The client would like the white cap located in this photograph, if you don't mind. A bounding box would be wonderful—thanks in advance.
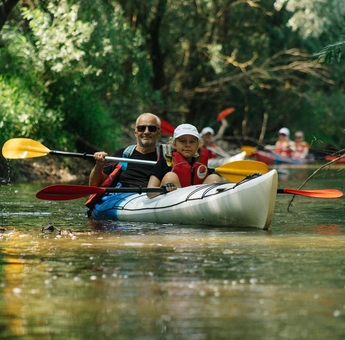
[279,127,290,136]
[200,127,214,136]
[174,124,200,139]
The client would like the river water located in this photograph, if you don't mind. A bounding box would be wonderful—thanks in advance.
[0,165,345,339]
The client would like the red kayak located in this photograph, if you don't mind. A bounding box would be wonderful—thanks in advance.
[325,155,345,162]
[253,151,276,165]
[254,150,314,165]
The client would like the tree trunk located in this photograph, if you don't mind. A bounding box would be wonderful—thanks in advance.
[0,0,19,32]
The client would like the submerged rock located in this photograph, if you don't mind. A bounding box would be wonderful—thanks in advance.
[41,223,55,233]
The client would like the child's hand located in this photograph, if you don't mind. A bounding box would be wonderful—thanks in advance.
[161,183,177,192]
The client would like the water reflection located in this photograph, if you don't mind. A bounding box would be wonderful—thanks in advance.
[0,167,345,339]
[314,224,342,235]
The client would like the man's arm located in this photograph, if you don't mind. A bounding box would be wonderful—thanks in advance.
[89,152,108,186]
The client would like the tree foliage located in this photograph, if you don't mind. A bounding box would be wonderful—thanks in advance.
[1,0,345,163]
[274,0,345,39]
[276,0,345,65]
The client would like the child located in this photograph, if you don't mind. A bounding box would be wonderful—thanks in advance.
[147,124,222,197]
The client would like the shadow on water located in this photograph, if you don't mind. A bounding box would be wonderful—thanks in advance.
[0,166,345,339]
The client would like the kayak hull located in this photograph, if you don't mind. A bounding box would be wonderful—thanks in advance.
[90,170,278,229]
[325,155,345,163]
[254,150,314,165]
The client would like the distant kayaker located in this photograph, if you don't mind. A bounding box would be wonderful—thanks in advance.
[200,126,229,159]
[291,131,309,159]
[147,123,222,198]
[89,113,162,188]
[200,127,218,159]
[265,127,294,157]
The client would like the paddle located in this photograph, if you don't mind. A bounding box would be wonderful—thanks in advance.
[36,184,167,200]
[241,145,278,157]
[214,160,268,182]
[160,119,175,135]
[2,138,156,165]
[36,184,343,201]
[278,188,343,198]
[241,145,272,156]
[216,107,235,121]
[2,138,269,182]
[241,145,257,157]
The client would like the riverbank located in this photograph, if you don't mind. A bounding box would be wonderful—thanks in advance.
[1,157,93,183]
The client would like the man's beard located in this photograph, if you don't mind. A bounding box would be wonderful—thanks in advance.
[138,137,155,149]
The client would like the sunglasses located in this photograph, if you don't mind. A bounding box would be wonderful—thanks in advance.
[136,125,159,133]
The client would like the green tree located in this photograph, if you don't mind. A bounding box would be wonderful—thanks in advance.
[2,0,345,160]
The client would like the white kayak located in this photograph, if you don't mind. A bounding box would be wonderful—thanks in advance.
[90,170,278,229]
[208,151,246,167]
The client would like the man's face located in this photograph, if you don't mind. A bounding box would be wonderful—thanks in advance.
[134,115,161,149]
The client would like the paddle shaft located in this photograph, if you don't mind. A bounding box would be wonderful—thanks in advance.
[49,150,156,165]
[96,187,166,194]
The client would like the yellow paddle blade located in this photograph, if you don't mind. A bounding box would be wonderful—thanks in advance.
[241,145,256,157]
[215,160,269,182]
[2,138,50,159]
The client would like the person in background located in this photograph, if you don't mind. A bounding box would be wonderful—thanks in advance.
[200,127,218,159]
[291,131,309,159]
[266,127,294,157]
[200,126,229,159]
[89,113,161,188]
[146,124,222,198]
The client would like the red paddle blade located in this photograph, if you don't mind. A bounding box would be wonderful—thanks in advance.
[36,185,106,200]
[280,188,343,198]
[217,107,235,121]
[160,119,175,135]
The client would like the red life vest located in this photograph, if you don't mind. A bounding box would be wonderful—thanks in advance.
[292,142,309,159]
[171,149,209,187]
[275,141,292,157]
[294,142,308,153]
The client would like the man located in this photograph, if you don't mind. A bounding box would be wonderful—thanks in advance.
[89,113,161,188]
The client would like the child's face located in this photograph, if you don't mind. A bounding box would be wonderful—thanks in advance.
[173,135,199,160]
